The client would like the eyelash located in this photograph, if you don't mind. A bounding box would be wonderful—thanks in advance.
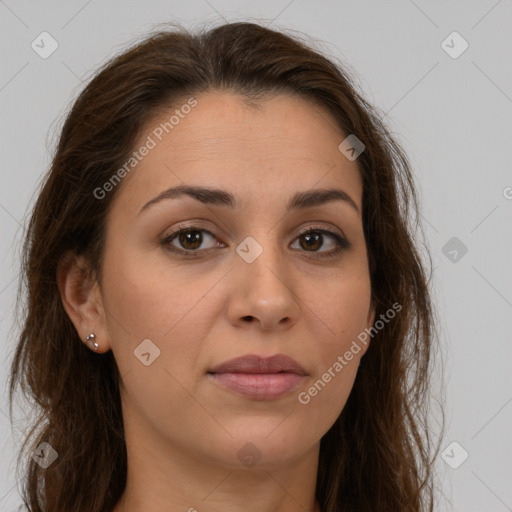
[160,224,350,260]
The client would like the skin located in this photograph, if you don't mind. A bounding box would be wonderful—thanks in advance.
[59,91,375,512]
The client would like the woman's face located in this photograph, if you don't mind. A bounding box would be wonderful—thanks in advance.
[94,91,373,469]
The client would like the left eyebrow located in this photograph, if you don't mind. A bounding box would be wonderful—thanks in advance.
[288,188,359,214]
[138,185,360,215]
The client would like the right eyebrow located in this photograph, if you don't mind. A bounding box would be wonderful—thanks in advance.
[139,185,235,215]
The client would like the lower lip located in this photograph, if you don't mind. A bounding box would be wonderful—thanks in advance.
[209,372,305,400]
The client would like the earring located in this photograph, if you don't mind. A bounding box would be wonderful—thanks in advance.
[85,333,99,351]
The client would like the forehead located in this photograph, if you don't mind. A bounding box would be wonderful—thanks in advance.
[111,91,363,214]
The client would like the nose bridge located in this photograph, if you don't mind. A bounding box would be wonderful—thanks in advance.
[228,230,300,330]
[245,239,280,286]
[236,225,287,281]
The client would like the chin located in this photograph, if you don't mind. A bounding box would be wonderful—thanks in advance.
[203,424,319,470]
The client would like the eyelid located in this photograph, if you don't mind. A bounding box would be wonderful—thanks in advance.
[296,223,346,239]
[162,221,216,240]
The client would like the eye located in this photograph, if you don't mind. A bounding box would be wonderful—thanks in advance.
[161,224,350,259]
[161,226,224,256]
[291,227,350,259]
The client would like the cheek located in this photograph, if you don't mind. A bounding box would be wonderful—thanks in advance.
[102,244,201,335]
[100,247,226,377]
[101,250,222,438]
[309,270,372,350]
[297,361,359,426]
[292,269,371,421]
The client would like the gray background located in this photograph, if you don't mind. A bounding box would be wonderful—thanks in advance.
[1,1,511,511]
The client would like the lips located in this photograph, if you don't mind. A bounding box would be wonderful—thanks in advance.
[208,354,307,375]
[208,354,307,400]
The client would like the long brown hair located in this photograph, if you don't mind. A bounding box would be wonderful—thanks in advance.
[9,21,443,511]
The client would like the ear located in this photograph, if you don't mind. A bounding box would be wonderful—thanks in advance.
[57,251,111,353]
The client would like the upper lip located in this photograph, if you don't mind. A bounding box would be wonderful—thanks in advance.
[208,354,307,375]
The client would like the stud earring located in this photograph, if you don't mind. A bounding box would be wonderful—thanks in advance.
[85,333,99,351]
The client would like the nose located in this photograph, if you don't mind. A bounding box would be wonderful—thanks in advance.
[226,237,301,332]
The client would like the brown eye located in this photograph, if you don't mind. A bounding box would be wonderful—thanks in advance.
[162,227,222,254]
[291,228,350,259]
[298,232,323,251]
[177,230,203,250]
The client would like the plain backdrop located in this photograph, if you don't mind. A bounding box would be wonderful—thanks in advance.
[1,1,511,511]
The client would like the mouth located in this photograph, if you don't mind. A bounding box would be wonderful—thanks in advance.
[207,354,307,400]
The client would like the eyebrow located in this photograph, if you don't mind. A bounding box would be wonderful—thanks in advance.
[138,185,359,215]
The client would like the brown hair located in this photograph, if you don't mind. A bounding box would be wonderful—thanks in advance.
[9,21,442,512]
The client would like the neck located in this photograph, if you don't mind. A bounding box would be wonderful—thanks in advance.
[113,431,321,512]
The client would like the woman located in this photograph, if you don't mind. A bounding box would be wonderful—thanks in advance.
[9,21,442,512]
